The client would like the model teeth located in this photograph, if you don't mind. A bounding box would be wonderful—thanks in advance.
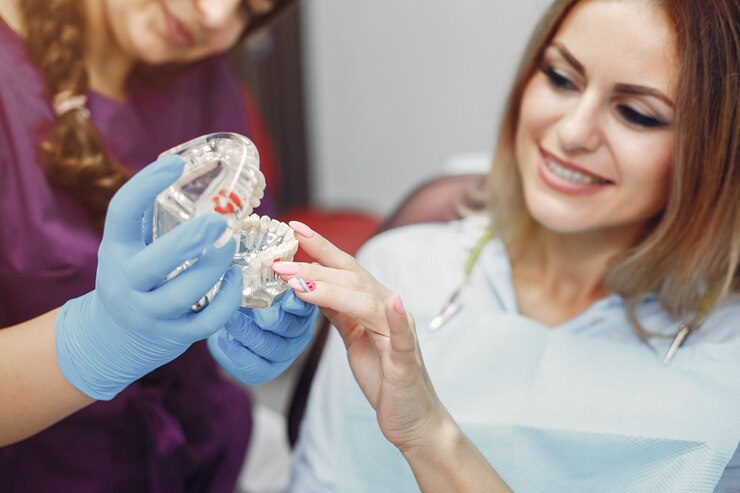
[238,214,298,266]
[546,158,608,185]
[234,214,299,308]
[245,173,266,213]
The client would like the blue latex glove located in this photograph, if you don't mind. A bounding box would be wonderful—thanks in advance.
[207,290,318,385]
[56,155,243,400]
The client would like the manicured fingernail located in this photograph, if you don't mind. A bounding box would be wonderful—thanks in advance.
[289,221,315,238]
[392,294,405,315]
[273,261,301,275]
[213,226,234,249]
[288,277,316,293]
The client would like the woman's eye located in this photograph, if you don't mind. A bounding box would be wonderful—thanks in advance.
[541,64,577,91]
[617,105,667,129]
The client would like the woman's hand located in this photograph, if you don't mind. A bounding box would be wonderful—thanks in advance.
[276,222,512,492]
[271,222,448,454]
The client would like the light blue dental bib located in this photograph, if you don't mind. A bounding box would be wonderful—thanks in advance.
[335,310,740,492]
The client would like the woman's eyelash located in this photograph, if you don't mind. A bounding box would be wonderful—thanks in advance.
[541,64,577,91]
[540,62,669,130]
[616,105,667,128]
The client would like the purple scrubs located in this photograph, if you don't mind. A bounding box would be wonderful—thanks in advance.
[0,16,270,492]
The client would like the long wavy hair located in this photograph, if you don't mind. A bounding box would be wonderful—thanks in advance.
[18,0,298,226]
[19,0,130,227]
[486,0,739,336]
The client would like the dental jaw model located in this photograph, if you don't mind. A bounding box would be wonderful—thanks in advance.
[153,132,264,243]
[152,132,298,308]
[235,214,298,308]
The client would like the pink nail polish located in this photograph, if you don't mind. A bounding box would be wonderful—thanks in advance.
[392,294,405,315]
[272,261,301,275]
[289,220,315,238]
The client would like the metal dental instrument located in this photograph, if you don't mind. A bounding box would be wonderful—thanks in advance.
[662,286,719,365]
[429,228,493,330]
[429,227,719,367]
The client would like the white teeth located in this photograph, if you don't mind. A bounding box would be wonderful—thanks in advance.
[545,158,608,185]
[231,214,299,307]
[260,214,271,231]
[239,214,299,267]
[276,222,290,237]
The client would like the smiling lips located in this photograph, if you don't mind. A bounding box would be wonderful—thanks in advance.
[163,7,194,47]
[538,148,614,194]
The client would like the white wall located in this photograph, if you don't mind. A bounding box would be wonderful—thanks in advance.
[301,1,550,215]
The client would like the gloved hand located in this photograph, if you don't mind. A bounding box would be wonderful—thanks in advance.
[56,155,243,401]
[207,290,318,385]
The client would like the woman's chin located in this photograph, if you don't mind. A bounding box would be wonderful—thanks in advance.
[526,204,597,235]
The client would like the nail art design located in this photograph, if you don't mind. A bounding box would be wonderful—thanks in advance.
[289,277,316,293]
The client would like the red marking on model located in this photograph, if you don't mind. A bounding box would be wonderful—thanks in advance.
[212,189,242,215]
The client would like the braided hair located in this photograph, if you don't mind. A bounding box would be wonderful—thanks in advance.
[19,0,130,226]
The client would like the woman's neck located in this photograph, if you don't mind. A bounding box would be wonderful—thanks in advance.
[0,0,23,33]
[509,224,641,327]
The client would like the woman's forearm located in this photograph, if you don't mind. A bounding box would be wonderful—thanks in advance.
[402,413,513,493]
[0,309,94,446]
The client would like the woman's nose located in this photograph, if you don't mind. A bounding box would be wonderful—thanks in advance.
[556,91,603,153]
[196,0,243,28]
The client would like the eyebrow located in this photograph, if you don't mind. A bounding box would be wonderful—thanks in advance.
[551,42,675,108]
[614,84,675,108]
[553,42,585,76]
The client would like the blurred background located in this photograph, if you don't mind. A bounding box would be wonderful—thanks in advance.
[234,0,551,217]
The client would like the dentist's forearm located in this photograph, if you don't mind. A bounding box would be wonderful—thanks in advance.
[0,309,94,446]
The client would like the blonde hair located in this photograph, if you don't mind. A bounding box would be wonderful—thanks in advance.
[486,0,739,336]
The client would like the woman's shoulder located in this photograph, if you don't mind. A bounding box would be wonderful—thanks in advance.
[695,295,740,343]
[358,214,491,260]
[355,215,492,286]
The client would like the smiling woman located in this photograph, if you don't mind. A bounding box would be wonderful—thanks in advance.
[286,0,740,491]
[489,0,738,335]
[101,0,249,68]
[514,1,675,239]
[0,0,298,491]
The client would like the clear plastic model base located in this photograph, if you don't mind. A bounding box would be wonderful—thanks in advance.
[153,132,266,244]
[235,214,299,308]
[198,214,299,309]
[152,133,299,309]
